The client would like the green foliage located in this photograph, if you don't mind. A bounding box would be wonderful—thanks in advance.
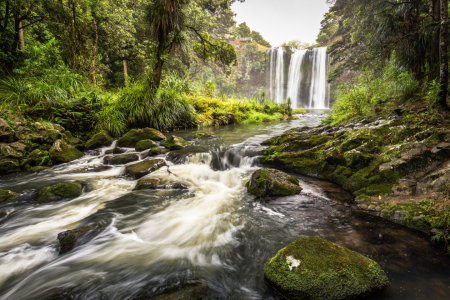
[204,80,216,97]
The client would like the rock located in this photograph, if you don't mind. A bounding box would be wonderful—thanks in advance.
[52,124,65,132]
[143,147,170,158]
[117,128,165,147]
[25,149,45,166]
[134,178,188,190]
[57,223,101,255]
[0,118,17,142]
[163,135,189,150]
[34,122,45,131]
[49,140,84,164]
[30,134,44,144]
[28,166,51,173]
[37,181,83,202]
[0,158,20,174]
[43,129,62,144]
[0,143,23,159]
[148,284,216,300]
[193,131,212,138]
[264,237,389,300]
[416,160,450,195]
[103,153,139,165]
[135,139,157,152]
[247,169,302,198]
[125,159,166,179]
[85,130,113,150]
[0,189,19,202]
[9,142,26,152]
[105,147,126,155]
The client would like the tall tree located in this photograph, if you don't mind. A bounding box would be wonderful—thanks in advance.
[439,0,449,109]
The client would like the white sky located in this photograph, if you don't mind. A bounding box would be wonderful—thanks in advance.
[232,0,330,47]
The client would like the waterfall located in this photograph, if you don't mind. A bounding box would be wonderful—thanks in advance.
[268,46,330,109]
[268,47,286,104]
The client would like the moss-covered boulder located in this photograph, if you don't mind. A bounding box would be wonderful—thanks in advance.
[105,147,126,155]
[0,189,19,202]
[103,153,139,165]
[37,181,83,202]
[143,147,170,158]
[0,143,23,159]
[49,139,84,164]
[135,139,157,152]
[0,117,17,142]
[118,128,165,147]
[248,169,302,198]
[0,158,20,174]
[163,135,189,150]
[57,223,101,255]
[134,178,188,190]
[193,131,212,139]
[125,159,166,179]
[264,237,389,300]
[85,130,113,150]
[149,284,216,300]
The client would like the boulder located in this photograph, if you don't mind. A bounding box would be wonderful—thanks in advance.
[24,149,45,166]
[103,154,139,165]
[0,143,23,159]
[264,237,389,300]
[37,181,83,202]
[134,178,188,190]
[9,142,26,152]
[42,129,62,144]
[105,147,126,155]
[248,169,302,198]
[193,131,212,139]
[29,134,44,144]
[85,130,113,150]
[49,139,84,164]
[163,135,189,150]
[117,128,165,147]
[0,118,17,142]
[135,139,157,152]
[0,189,19,202]
[143,147,170,158]
[57,223,101,255]
[0,158,20,174]
[125,159,166,179]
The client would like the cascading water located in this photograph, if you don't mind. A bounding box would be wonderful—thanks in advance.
[269,46,330,109]
[268,47,286,104]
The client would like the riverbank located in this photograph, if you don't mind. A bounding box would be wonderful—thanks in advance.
[260,116,450,250]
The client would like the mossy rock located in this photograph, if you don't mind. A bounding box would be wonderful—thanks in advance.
[49,139,84,164]
[264,237,389,300]
[85,130,113,150]
[105,147,126,155]
[0,143,23,159]
[0,189,19,202]
[163,135,190,151]
[148,284,216,300]
[103,154,139,165]
[117,128,165,147]
[0,117,17,142]
[248,169,302,198]
[125,159,166,179]
[57,223,101,255]
[0,158,20,174]
[193,131,213,139]
[143,147,170,158]
[134,178,188,190]
[37,181,83,202]
[135,139,157,152]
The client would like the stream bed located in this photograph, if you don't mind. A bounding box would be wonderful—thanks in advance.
[0,112,449,300]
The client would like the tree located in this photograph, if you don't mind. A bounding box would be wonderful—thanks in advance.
[251,30,271,47]
[235,22,251,38]
[439,0,449,109]
[281,40,315,50]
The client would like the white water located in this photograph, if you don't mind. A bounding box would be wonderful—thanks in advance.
[269,46,330,109]
[269,47,286,104]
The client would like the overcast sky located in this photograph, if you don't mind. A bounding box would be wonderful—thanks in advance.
[232,0,330,47]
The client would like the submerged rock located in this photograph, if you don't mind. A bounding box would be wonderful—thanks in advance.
[0,189,19,202]
[148,284,216,300]
[105,147,126,155]
[135,139,157,152]
[37,181,83,202]
[134,178,188,190]
[117,128,165,147]
[49,139,84,164]
[193,131,213,139]
[103,153,139,165]
[248,169,302,198]
[57,223,102,255]
[125,159,166,179]
[143,147,170,158]
[85,130,113,150]
[163,135,189,150]
[264,237,389,300]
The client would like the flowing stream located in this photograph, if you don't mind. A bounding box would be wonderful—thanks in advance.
[1,113,450,300]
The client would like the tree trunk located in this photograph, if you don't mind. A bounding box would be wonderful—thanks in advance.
[18,19,24,50]
[89,19,98,85]
[148,41,165,92]
[123,60,129,87]
[439,0,449,109]
[432,0,441,79]
[71,0,77,71]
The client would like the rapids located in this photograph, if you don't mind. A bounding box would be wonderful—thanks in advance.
[1,112,449,300]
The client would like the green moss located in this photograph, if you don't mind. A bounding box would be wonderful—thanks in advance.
[0,158,20,174]
[264,237,389,300]
[118,128,165,147]
[162,136,189,151]
[248,169,302,198]
[0,189,18,202]
[193,131,212,138]
[135,139,157,152]
[49,140,84,164]
[85,130,113,150]
[37,181,82,202]
[125,159,166,179]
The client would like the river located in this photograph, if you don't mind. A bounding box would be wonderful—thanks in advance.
[0,112,449,300]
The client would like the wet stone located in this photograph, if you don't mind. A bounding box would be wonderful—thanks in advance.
[134,178,188,191]
[37,181,83,202]
[103,154,139,165]
[57,223,102,255]
[248,169,302,198]
[85,130,113,150]
[125,159,166,179]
